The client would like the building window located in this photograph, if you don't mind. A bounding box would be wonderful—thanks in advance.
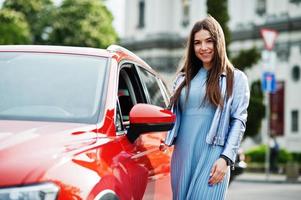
[182,0,190,27]
[292,65,300,82]
[256,0,266,16]
[138,0,145,28]
[290,0,301,5]
[292,110,299,132]
[276,44,290,62]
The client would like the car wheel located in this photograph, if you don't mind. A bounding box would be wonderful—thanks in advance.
[95,189,119,200]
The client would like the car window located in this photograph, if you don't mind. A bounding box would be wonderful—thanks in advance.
[117,64,146,130]
[157,78,170,105]
[118,70,136,122]
[115,101,124,132]
[0,52,108,124]
[137,67,167,108]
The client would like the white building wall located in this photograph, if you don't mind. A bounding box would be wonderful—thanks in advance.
[144,0,173,34]
[124,0,179,39]
[285,45,301,151]
[229,0,259,30]
[124,0,208,39]
[124,0,137,38]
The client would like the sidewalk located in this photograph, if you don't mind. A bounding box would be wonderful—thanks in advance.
[235,172,301,184]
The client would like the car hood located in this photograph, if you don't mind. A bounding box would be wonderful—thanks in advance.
[0,120,101,187]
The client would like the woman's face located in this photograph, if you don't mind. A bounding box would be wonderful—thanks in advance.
[193,29,214,70]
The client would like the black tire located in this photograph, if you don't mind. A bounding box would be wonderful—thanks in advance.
[96,190,119,200]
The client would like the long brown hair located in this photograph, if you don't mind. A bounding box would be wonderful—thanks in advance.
[171,15,234,108]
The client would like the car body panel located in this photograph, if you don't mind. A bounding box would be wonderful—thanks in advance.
[0,120,98,186]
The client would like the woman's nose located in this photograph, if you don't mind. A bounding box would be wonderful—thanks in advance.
[200,43,207,50]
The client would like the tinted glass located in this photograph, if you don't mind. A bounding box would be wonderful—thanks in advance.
[138,67,166,108]
[0,52,107,123]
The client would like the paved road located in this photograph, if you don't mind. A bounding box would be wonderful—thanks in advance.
[227,181,301,200]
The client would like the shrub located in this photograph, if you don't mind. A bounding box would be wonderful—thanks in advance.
[245,145,293,164]
[245,145,265,163]
[278,149,292,163]
[291,152,301,164]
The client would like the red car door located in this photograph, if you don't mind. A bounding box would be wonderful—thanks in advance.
[115,64,173,199]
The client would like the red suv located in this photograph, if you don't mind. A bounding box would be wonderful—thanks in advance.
[0,45,175,200]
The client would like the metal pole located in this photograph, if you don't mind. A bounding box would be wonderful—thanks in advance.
[265,92,270,181]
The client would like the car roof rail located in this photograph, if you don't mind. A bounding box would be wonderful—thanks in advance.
[107,44,151,69]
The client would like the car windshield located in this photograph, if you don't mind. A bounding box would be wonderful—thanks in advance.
[0,52,108,124]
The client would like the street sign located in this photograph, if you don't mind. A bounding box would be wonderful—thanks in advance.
[260,28,278,51]
[261,50,277,71]
[260,28,279,181]
[262,72,277,93]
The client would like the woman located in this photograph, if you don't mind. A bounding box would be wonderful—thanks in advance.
[165,15,250,199]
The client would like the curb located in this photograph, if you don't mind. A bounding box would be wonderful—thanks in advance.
[235,179,301,184]
[234,173,301,184]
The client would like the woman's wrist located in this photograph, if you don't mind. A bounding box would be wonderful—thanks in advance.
[219,155,232,166]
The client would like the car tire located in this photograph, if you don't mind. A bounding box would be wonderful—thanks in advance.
[95,189,119,200]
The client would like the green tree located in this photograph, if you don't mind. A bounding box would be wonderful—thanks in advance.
[245,80,265,138]
[206,0,264,139]
[206,0,231,52]
[231,47,261,71]
[3,0,54,44]
[0,9,31,44]
[48,0,118,48]
[231,46,264,140]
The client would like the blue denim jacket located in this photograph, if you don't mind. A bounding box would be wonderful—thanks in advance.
[165,69,250,163]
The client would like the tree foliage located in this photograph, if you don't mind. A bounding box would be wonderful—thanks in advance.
[3,0,54,44]
[206,0,231,52]
[231,47,261,71]
[0,9,31,44]
[1,0,118,47]
[48,0,118,48]
[244,80,265,139]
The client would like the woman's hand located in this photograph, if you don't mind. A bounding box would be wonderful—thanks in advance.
[208,158,228,186]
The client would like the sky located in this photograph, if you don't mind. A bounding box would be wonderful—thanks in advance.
[0,0,125,37]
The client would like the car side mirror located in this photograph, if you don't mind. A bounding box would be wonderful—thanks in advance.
[126,103,175,143]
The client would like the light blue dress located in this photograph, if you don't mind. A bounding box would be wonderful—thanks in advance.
[171,67,230,200]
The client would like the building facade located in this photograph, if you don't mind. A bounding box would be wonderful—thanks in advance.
[121,0,301,152]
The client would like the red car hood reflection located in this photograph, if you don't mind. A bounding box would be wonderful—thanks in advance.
[0,120,101,186]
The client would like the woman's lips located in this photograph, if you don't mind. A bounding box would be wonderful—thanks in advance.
[200,53,212,57]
